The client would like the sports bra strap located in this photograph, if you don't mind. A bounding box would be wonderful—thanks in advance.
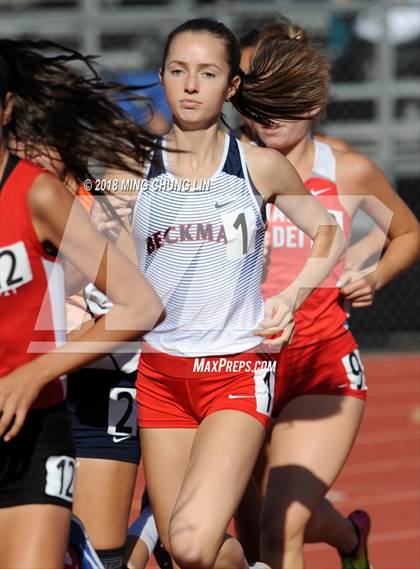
[0,153,20,192]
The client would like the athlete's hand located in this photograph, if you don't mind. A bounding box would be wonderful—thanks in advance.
[255,293,295,347]
[90,194,135,242]
[0,366,45,442]
[338,266,378,308]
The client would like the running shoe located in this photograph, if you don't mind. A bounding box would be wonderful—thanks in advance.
[153,540,173,569]
[67,514,104,569]
[339,510,373,569]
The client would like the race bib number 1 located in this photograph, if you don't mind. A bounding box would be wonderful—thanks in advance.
[222,207,256,260]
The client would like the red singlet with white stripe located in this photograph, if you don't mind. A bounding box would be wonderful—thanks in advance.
[262,140,351,347]
[0,155,66,408]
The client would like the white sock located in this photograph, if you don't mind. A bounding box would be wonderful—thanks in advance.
[127,506,159,556]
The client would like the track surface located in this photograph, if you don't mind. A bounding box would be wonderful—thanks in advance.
[130,352,420,568]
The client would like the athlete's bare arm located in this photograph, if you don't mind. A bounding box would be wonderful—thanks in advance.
[0,173,162,441]
[65,258,90,295]
[31,173,161,344]
[245,145,335,233]
[336,151,419,302]
[345,225,389,272]
[244,144,345,344]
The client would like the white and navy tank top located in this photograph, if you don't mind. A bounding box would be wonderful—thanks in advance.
[132,133,266,357]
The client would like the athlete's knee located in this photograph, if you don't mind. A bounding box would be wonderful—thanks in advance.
[170,540,214,569]
[261,501,305,552]
[169,523,216,569]
[216,537,246,569]
[304,499,332,543]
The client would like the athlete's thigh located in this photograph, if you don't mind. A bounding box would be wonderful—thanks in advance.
[267,395,365,513]
[0,504,71,569]
[171,410,266,544]
[72,457,138,548]
[140,427,196,549]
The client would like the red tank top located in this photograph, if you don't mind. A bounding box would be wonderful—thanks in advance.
[262,141,351,348]
[0,156,66,408]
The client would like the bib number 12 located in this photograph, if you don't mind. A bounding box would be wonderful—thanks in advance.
[45,455,76,502]
[0,241,33,295]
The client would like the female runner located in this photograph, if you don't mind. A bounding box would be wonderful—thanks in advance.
[0,39,163,569]
[65,191,145,569]
[6,151,159,569]
[128,18,346,569]
[238,19,419,569]
[14,130,154,569]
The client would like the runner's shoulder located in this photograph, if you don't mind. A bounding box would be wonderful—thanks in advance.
[335,148,378,187]
[243,142,291,176]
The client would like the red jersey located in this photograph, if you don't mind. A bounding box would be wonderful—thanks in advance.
[0,155,66,408]
[262,141,351,347]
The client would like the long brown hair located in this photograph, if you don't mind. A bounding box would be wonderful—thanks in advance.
[161,18,330,125]
[0,39,159,185]
[233,18,330,125]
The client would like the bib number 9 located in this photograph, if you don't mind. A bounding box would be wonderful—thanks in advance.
[342,349,367,391]
[254,368,275,416]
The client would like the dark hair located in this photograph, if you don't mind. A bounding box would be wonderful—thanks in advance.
[235,17,330,124]
[161,18,329,125]
[0,39,159,185]
[239,29,261,49]
[238,16,307,51]
[162,18,241,81]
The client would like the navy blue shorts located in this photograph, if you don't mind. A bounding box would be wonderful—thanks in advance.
[66,369,140,464]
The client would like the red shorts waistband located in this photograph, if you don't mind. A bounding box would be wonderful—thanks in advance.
[139,342,273,379]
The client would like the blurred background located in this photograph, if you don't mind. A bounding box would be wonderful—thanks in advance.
[1,0,419,351]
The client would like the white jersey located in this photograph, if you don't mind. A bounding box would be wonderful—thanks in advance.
[132,133,266,357]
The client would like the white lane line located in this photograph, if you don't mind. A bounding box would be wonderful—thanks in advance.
[325,489,347,502]
[357,429,419,444]
[364,404,415,418]
[334,488,419,506]
[363,352,420,360]
[306,528,420,552]
[410,406,420,424]
[343,457,420,475]
[368,382,420,397]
